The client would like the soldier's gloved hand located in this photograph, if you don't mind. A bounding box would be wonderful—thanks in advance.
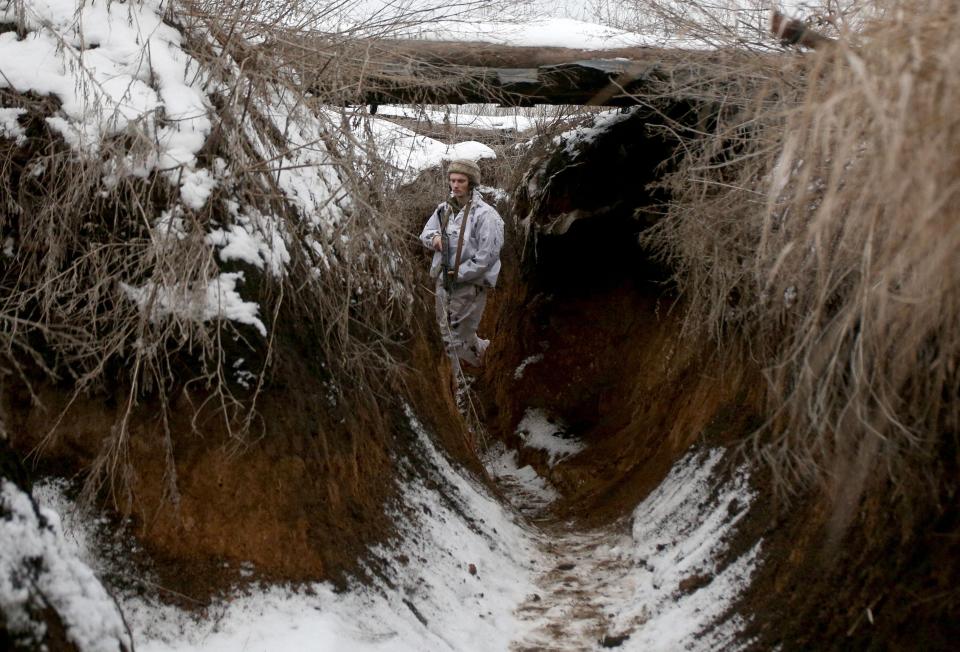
[432,235,442,251]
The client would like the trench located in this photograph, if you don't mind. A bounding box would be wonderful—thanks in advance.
[478,226,670,649]
[453,109,767,649]
[1,104,770,651]
[464,217,763,649]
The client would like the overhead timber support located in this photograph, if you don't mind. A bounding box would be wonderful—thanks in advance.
[243,12,824,107]
[265,39,723,106]
[348,56,666,107]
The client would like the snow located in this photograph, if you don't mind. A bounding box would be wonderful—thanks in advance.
[0,1,307,335]
[478,185,510,206]
[354,112,496,182]
[0,480,130,652]
[29,431,763,652]
[559,108,636,156]
[515,407,585,466]
[328,1,689,49]
[180,167,218,211]
[153,208,189,243]
[206,207,290,277]
[303,0,819,50]
[30,407,540,652]
[513,353,544,379]
[0,107,27,145]
[120,271,267,337]
[254,93,349,231]
[408,16,657,49]
[611,449,760,651]
[483,442,560,517]
[373,105,539,132]
[113,405,539,651]
[508,447,761,651]
[0,0,211,171]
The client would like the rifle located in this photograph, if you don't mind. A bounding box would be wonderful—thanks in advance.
[439,204,453,293]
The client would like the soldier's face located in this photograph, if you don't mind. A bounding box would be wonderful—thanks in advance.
[449,173,470,198]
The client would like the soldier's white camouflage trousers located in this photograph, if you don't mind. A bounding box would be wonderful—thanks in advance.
[435,280,489,373]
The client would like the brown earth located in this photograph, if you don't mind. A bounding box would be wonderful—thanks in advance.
[1,320,471,603]
[479,267,766,527]
[475,224,959,650]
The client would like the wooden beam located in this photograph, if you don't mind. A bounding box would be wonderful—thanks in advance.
[354,58,663,107]
[263,36,785,107]
[264,36,701,106]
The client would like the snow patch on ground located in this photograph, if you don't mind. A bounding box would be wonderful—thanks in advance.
[510,447,761,651]
[515,408,584,466]
[483,442,560,518]
[380,16,671,49]
[30,479,105,573]
[26,427,761,652]
[614,448,760,651]
[357,113,496,182]
[374,105,540,132]
[465,17,647,48]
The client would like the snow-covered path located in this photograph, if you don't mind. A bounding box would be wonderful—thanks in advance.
[483,443,632,649]
[484,422,761,652]
[512,525,634,651]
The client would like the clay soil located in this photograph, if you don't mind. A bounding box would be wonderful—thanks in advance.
[1,320,472,604]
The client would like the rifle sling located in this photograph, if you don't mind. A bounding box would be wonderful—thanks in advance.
[451,198,472,284]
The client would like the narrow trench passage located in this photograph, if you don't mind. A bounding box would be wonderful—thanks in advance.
[483,438,637,651]
[471,391,760,652]
[457,164,764,648]
[463,216,677,649]
[445,105,760,650]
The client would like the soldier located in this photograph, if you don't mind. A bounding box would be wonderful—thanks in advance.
[420,159,504,381]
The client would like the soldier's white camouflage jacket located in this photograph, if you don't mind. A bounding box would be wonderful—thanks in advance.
[420,189,505,288]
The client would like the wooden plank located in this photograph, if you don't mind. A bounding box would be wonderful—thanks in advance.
[265,37,689,106]
[344,58,661,106]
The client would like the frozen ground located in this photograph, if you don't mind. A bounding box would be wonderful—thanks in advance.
[487,419,760,652]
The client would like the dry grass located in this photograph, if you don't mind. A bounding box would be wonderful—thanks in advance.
[0,0,525,504]
[640,0,960,503]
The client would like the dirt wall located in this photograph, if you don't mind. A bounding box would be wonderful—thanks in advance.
[0,324,473,601]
